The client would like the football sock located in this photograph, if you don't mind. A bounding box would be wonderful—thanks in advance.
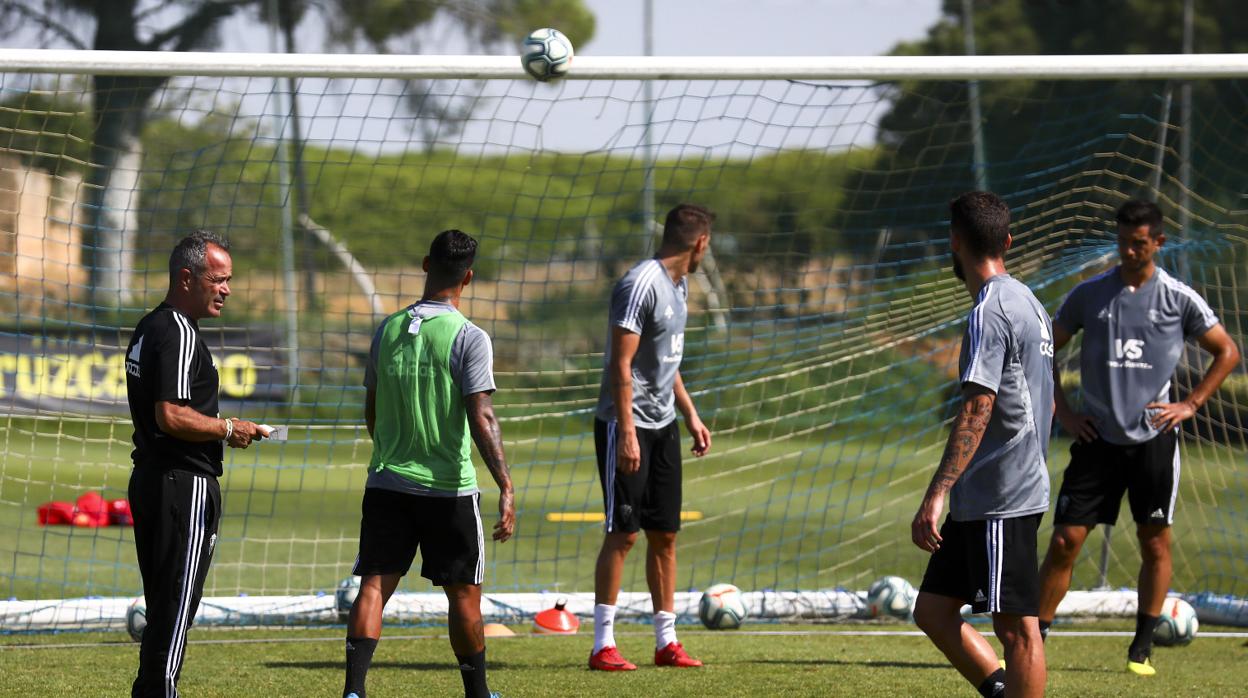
[1039,619,1051,641]
[344,636,378,698]
[654,610,677,650]
[593,604,617,653]
[977,668,1006,698]
[1128,612,1158,662]
[455,649,489,698]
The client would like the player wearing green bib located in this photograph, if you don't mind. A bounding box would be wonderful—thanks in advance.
[342,230,514,698]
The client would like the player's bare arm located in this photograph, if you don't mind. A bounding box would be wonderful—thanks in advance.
[466,390,515,542]
[155,400,265,448]
[1147,323,1240,431]
[674,371,710,457]
[609,326,643,475]
[911,384,996,552]
[1051,324,1098,442]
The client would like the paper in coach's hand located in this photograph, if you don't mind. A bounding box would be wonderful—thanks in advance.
[258,425,289,441]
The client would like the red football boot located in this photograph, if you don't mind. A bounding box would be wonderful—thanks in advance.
[654,642,702,668]
[588,646,637,671]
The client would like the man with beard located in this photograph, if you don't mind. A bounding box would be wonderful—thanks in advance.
[1036,200,1239,676]
[911,191,1053,698]
[588,204,715,672]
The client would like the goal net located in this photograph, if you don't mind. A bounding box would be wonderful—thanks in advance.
[0,52,1244,630]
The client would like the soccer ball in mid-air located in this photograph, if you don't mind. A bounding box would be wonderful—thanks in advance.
[126,598,147,643]
[335,576,361,622]
[1153,597,1198,647]
[699,583,748,629]
[521,28,574,82]
[866,576,917,620]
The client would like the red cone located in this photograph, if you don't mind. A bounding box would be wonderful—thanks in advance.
[533,598,580,635]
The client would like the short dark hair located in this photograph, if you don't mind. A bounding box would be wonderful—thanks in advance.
[950,191,1011,258]
[427,229,477,282]
[661,203,715,249]
[169,229,230,283]
[1115,199,1163,238]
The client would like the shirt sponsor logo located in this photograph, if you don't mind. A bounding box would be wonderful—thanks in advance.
[1108,338,1153,369]
[1037,309,1054,357]
[385,362,440,377]
[662,333,685,364]
[125,335,143,377]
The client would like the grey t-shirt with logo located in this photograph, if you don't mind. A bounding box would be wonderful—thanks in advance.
[596,258,688,429]
[951,274,1054,522]
[1054,266,1219,445]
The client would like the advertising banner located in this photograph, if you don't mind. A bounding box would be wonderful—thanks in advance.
[0,328,286,415]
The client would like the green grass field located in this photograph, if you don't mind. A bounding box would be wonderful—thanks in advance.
[2,621,1247,696]
[1,418,1246,603]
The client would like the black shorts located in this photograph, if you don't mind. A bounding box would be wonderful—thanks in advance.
[920,514,1042,616]
[352,488,484,586]
[1053,431,1179,527]
[595,418,682,533]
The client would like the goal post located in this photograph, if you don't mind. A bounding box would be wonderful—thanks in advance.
[0,50,1245,631]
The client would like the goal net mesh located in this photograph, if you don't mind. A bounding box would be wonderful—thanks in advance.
[0,67,1244,628]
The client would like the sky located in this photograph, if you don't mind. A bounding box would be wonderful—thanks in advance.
[212,0,943,58]
[3,1,947,153]
[218,0,945,154]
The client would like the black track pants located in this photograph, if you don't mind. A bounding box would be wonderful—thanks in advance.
[129,468,221,698]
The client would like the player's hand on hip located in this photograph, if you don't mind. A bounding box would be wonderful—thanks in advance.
[1146,401,1195,432]
[910,496,944,553]
[227,419,265,449]
[617,428,642,475]
[1056,407,1099,443]
[493,489,515,542]
[686,416,711,457]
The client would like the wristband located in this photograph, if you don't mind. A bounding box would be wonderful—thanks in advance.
[223,417,234,442]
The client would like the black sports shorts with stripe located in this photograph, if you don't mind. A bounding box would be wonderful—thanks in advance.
[129,467,221,698]
[919,513,1042,616]
[594,418,682,534]
[352,488,485,586]
[1054,430,1179,527]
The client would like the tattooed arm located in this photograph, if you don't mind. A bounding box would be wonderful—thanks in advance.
[466,391,515,542]
[910,384,996,552]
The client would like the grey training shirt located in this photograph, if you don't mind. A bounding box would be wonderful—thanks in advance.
[1054,266,1219,445]
[595,258,689,429]
[951,274,1054,522]
[363,300,496,497]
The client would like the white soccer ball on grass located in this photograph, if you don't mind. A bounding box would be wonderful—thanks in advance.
[1153,597,1198,647]
[126,598,147,643]
[866,575,917,620]
[335,575,361,622]
[521,28,574,82]
[699,583,748,629]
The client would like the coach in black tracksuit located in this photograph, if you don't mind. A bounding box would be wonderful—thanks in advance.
[125,230,266,698]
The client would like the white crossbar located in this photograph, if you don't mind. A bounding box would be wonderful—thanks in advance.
[1,50,1247,80]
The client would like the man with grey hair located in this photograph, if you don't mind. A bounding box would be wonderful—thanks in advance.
[124,230,267,697]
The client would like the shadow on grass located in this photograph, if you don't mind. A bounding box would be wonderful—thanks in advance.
[745,658,948,669]
[263,661,518,671]
[748,658,1114,674]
